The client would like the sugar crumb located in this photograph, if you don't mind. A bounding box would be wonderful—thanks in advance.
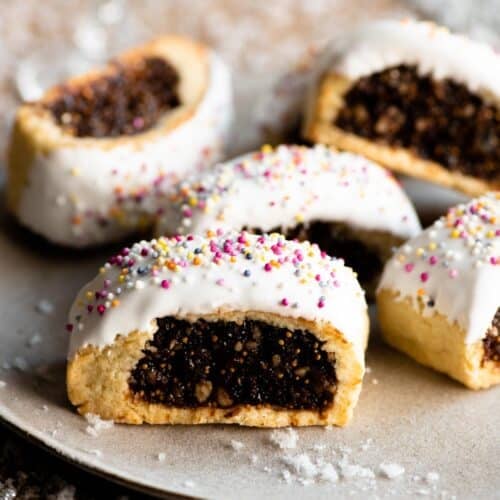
[426,471,440,483]
[183,480,195,488]
[84,413,114,437]
[27,333,43,347]
[157,452,166,462]
[379,463,405,479]
[230,439,245,451]
[372,378,379,385]
[269,428,298,449]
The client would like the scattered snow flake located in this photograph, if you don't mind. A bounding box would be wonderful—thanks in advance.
[36,299,54,315]
[270,428,298,449]
[379,463,405,479]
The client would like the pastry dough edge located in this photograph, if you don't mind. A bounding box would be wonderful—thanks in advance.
[377,288,500,389]
[67,309,368,427]
[303,73,500,197]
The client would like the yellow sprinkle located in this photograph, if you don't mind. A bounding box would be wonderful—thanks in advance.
[99,267,106,274]
[86,291,93,300]
[119,275,125,283]
[71,167,81,177]
[188,197,198,207]
[295,214,304,223]
[230,256,237,263]
[193,256,202,266]
[261,144,273,153]
[417,288,426,297]
[451,229,460,238]
[112,299,120,307]
[428,242,437,250]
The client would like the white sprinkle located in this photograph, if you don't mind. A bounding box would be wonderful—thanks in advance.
[426,471,440,483]
[250,454,259,464]
[36,299,54,315]
[42,404,49,412]
[365,366,372,374]
[135,280,145,289]
[282,469,292,483]
[183,480,195,488]
[379,463,405,479]
[0,380,6,388]
[372,378,379,385]
[269,428,298,449]
[230,439,245,451]
[84,413,114,436]
[157,452,167,462]
[360,438,373,451]
[27,333,43,347]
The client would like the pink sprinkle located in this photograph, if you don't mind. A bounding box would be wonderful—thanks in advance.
[429,256,438,266]
[315,274,321,281]
[103,279,111,288]
[420,272,429,282]
[65,324,73,333]
[140,248,149,257]
[182,208,193,218]
[216,278,225,286]
[495,230,500,236]
[161,280,170,289]
[280,298,289,306]
[87,305,94,313]
[97,304,106,315]
[317,299,325,308]
[490,256,498,265]
[404,263,414,273]
[264,263,272,272]
[449,269,459,279]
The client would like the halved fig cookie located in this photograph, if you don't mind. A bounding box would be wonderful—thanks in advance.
[377,193,500,389]
[156,144,421,296]
[7,35,232,247]
[304,20,500,196]
[66,231,368,426]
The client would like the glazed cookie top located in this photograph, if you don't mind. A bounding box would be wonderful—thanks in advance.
[156,144,421,238]
[327,19,500,97]
[67,231,367,358]
[379,193,500,344]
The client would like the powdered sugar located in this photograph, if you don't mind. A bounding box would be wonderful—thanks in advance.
[379,463,406,479]
[269,428,298,450]
[84,413,114,437]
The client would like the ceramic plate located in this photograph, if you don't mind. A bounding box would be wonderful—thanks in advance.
[0,178,497,499]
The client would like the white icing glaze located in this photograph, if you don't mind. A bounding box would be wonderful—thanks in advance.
[67,231,368,359]
[327,19,500,97]
[156,145,421,241]
[16,52,233,247]
[378,193,500,344]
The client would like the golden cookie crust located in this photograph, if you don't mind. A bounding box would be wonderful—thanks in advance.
[7,35,209,213]
[377,289,500,389]
[67,310,368,427]
[303,72,500,197]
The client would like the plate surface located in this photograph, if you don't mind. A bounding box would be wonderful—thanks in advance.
[0,181,498,499]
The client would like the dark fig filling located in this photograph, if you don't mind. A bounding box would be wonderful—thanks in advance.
[47,57,180,138]
[483,308,500,364]
[129,317,336,411]
[334,64,500,181]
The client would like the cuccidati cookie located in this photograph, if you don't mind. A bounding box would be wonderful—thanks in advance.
[304,19,500,196]
[156,144,421,296]
[66,231,368,427]
[377,193,500,389]
[7,35,232,247]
